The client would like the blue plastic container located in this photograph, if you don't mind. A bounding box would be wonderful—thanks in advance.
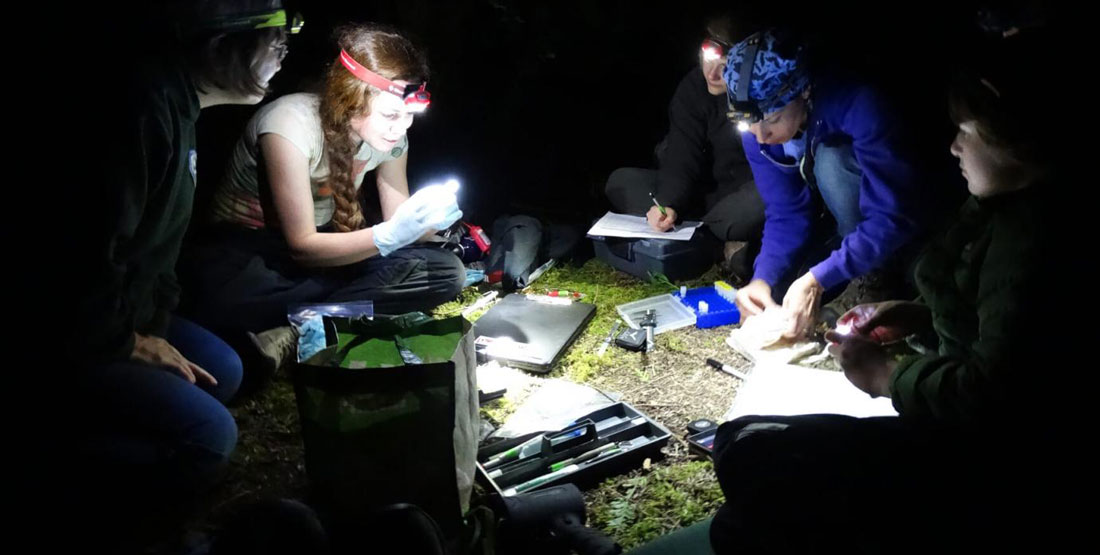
[674,286,740,328]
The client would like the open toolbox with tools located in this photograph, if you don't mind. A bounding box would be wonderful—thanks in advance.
[476,402,671,497]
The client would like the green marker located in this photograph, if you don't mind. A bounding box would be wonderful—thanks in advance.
[503,464,581,496]
[549,444,620,472]
[649,193,676,231]
[482,435,543,470]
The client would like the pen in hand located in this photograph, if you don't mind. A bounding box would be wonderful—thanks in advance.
[649,193,676,232]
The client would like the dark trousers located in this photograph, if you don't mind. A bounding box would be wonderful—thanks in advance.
[604,168,765,244]
[708,414,1068,555]
[179,226,465,391]
[181,225,466,335]
[33,316,242,551]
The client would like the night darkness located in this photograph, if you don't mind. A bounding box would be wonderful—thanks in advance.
[184,0,988,230]
[20,3,1086,552]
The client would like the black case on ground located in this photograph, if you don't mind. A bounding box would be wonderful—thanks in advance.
[590,233,717,282]
[476,402,671,497]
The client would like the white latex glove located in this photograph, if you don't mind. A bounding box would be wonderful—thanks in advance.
[373,181,463,256]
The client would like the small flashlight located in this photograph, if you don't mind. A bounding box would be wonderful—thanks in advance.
[835,321,853,336]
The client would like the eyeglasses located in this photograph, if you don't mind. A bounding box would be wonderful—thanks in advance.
[271,41,288,62]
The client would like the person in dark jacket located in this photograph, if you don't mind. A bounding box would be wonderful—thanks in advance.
[726,29,949,339]
[41,2,297,550]
[604,14,763,282]
[825,33,1056,424]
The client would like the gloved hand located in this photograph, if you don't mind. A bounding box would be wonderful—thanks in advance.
[373,181,463,256]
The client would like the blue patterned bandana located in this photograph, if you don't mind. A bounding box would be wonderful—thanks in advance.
[723,29,809,116]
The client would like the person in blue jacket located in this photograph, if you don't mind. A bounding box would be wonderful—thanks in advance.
[726,29,942,339]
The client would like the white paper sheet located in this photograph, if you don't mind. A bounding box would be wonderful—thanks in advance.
[587,212,701,241]
[723,362,898,421]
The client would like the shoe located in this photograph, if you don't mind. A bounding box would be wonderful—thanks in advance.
[720,240,752,288]
[819,270,905,327]
[248,325,299,375]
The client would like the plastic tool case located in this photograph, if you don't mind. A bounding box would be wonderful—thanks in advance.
[591,235,717,282]
[477,402,671,497]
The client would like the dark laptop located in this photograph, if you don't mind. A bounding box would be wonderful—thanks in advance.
[473,293,596,373]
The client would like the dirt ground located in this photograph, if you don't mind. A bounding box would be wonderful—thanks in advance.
[185,259,838,551]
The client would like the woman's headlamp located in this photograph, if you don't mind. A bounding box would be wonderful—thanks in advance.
[701,38,732,62]
[339,49,431,112]
[727,92,763,134]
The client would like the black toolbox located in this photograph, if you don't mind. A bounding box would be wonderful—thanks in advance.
[476,402,671,497]
[591,234,718,282]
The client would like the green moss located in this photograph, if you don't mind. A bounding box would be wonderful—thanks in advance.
[434,287,480,314]
[479,396,517,425]
[663,334,687,353]
[588,460,725,550]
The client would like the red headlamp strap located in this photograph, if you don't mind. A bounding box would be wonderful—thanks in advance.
[339,49,407,97]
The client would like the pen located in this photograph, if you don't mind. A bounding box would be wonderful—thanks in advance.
[549,443,620,472]
[461,290,498,317]
[502,464,581,496]
[649,193,676,231]
[525,258,556,285]
[482,434,544,469]
[706,357,749,380]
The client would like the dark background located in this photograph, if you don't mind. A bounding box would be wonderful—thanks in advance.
[187,0,996,230]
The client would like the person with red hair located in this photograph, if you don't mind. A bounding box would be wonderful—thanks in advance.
[185,24,465,378]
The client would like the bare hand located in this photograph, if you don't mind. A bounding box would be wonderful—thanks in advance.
[825,330,895,397]
[836,301,932,344]
[735,279,778,321]
[781,272,824,339]
[131,333,218,386]
[646,205,678,232]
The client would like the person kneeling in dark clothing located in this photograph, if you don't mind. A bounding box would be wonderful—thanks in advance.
[604,12,764,284]
[37,2,295,551]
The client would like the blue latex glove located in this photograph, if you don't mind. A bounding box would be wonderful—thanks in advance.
[373,181,463,256]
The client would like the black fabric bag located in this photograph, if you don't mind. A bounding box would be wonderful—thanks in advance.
[291,314,479,553]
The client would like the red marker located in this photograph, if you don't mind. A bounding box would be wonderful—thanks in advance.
[546,289,584,299]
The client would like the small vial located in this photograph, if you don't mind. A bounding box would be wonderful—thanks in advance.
[680,286,687,297]
[714,280,736,302]
[699,301,709,314]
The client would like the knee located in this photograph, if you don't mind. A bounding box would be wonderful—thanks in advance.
[207,345,244,404]
[605,167,633,197]
[605,167,649,200]
[812,142,858,191]
[188,404,239,467]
